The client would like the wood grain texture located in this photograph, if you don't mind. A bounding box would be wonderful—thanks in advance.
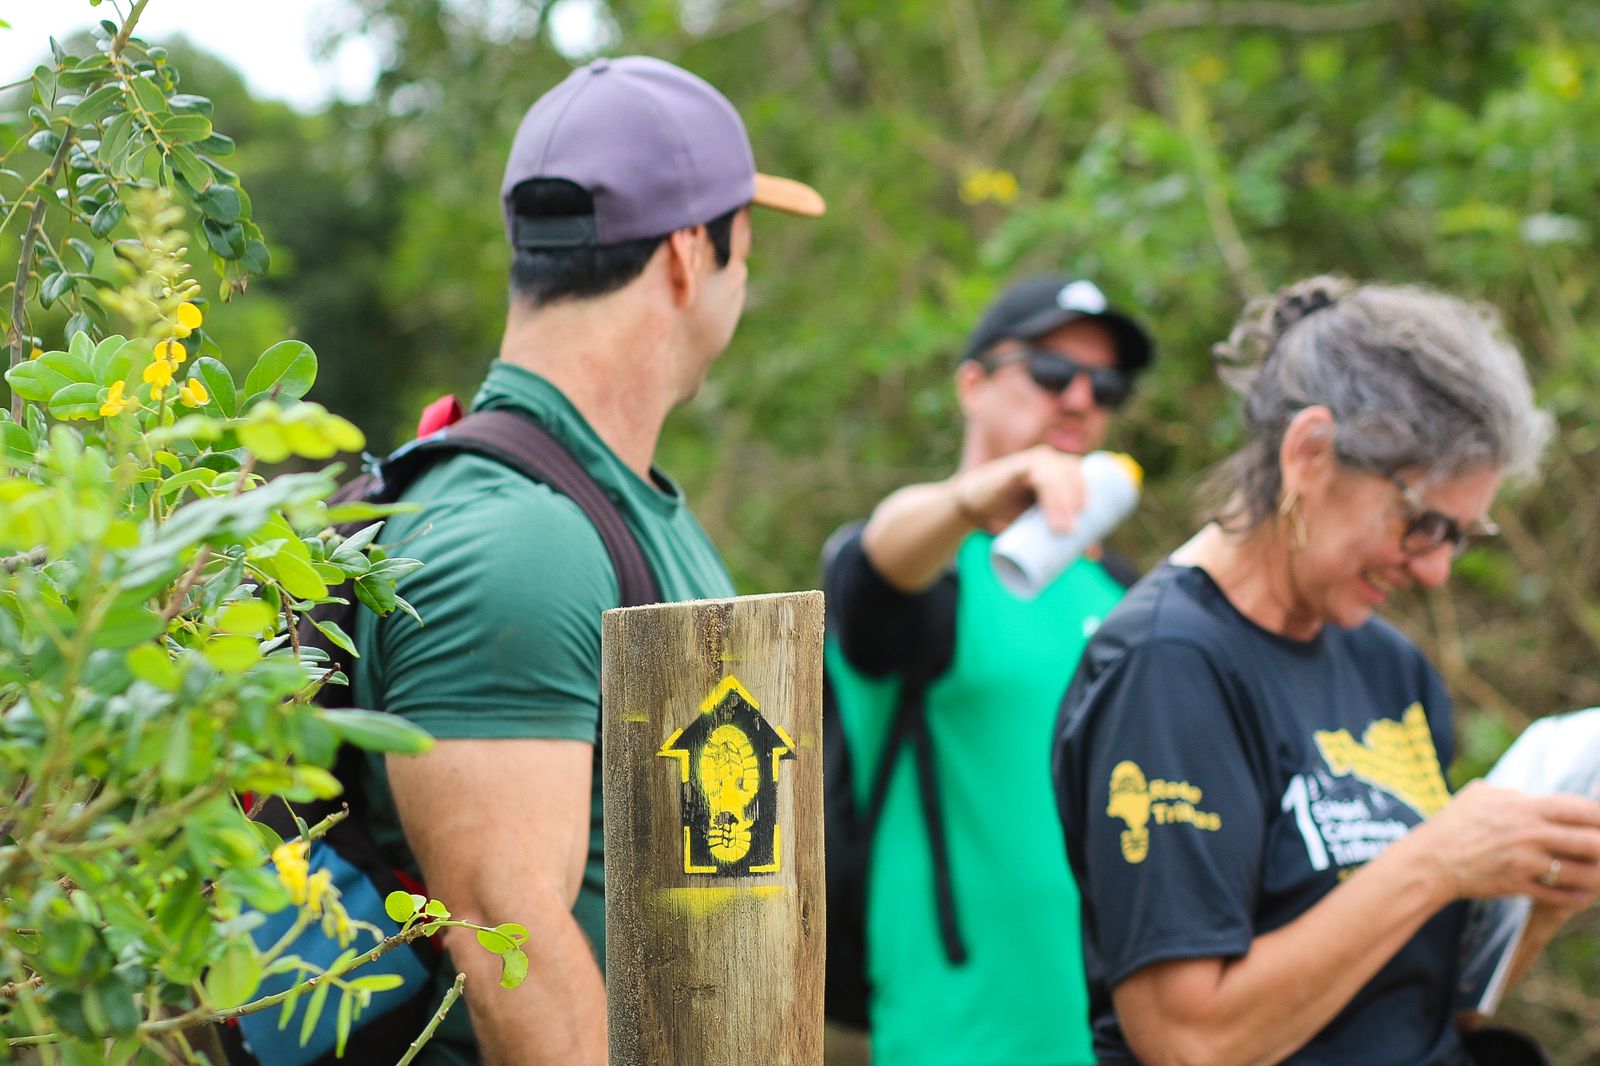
[602,591,825,1066]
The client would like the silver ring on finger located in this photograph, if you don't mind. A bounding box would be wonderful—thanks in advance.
[1536,857,1562,888]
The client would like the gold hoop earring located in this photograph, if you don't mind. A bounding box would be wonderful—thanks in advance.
[1279,489,1308,553]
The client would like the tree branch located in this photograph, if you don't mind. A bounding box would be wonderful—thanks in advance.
[1123,0,1430,36]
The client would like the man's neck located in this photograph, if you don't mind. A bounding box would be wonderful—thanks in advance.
[499,297,679,480]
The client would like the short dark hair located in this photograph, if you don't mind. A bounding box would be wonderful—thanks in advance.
[509,179,737,306]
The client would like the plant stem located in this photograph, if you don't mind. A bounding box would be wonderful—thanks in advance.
[110,0,154,56]
[159,545,213,624]
[395,972,465,1066]
[8,125,74,421]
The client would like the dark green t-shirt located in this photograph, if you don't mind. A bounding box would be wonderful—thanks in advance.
[827,531,1126,1066]
[351,363,734,1064]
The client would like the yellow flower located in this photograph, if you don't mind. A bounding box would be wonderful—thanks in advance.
[154,339,187,365]
[323,903,357,947]
[174,302,203,337]
[178,378,210,408]
[143,359,175,389]
[305,868,334,917]
[29,347,44,360]
[99,379,132,417]
[959,168,1019,206]
[272,840,310,905]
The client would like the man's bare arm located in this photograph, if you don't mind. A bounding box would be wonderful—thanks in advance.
[388,737,605,1066]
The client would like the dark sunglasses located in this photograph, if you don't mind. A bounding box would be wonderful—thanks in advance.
[983,346,1132,409]
[1386,472,1498,557]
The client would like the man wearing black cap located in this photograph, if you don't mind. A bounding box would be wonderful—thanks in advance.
[824,276,1153,1065]
[351,57,822,1064]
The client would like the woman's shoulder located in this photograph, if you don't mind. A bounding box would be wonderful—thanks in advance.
[1093,562,1247,658]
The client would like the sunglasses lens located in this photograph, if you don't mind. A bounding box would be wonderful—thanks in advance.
[1089,370,1130,408]
[1021,351,1128,408]
[1402,512,1459,555]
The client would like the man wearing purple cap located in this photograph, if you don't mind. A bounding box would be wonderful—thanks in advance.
[824,276,1153,1064]
[350,56,822,1065]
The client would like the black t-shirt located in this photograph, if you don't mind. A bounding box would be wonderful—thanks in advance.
[1052,564,1472,1065]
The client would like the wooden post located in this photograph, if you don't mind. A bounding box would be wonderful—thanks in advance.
[602,591,825,1066]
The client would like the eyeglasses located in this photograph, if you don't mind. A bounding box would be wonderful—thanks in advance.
[983,345,1132,409]
[1385,472,1499,557]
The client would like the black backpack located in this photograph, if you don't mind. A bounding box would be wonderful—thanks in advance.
[821,535,963,1030]
[222,405,659,1066]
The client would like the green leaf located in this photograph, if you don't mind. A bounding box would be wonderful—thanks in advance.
[495,922,529,944]
[170,143,213,189]
[243,341,317,402]
[193,356,237,417]
[197,183,241,223]
[262,550,329,599]
[320,708,434,756]
[97,599,164,648]
[353,574,398,616]
[202,217,245,258]
[91,334,136,385]
[204,942,262,1009]
[198,131,237,157]
[299,970,334,1047]
[237,420,289,463]
[383,890,417,923]
[70,83,123,126]
[40,271,74,308]
[89,198,125,238]
[129,73,166,117]
[66,237,97,270]
[313,617,358,657]
[423,898,450,919]
[335,988,354,1058]
[203,634,260,674]
[239,238,271,276]
[161,714,194,784]
[63,313,93,346]
[6,361,58,402]
[475,928,513,954]
[27,129,62,155]
[125,644,181,691]
[348,973,406,993]
[100,110,135,167]
[499,948,529,989]
[1,422,34,465]
[39,347,95,385]
[48,382,103,420]
[168,93,214,117]
[159,113,212,142]
[158,467,219,501]
[218,599,276,635]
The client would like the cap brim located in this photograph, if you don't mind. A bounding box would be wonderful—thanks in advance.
[753,172,826,217]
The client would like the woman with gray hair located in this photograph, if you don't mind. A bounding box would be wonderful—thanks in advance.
[1051,276,1600,1064]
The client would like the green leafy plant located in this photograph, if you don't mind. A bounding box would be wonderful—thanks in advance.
[0,6,522,1063]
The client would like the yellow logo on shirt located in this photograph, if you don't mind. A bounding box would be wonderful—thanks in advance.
[1107,760,1222,864]
[1314,703,1449,817]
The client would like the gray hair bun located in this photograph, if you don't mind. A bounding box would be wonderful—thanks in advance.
[1209,275,1551,529]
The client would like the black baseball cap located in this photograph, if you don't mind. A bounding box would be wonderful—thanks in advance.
[961,275,1154,373]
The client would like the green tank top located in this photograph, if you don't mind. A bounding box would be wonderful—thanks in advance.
[828,532,1126,1066]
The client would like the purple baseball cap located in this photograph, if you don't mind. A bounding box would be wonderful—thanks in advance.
[502,56,825,248]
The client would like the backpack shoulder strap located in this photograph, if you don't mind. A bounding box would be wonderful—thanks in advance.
[857,570,967,965]
[386,407,660,608]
